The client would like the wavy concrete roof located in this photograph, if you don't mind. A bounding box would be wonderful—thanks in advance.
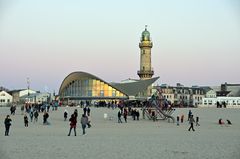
[59,71,159,97]
[59,71,127,96]
[112,77,159,96]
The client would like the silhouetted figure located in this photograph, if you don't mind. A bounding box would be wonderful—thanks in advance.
[226,119,232,125]
[30,110,33,122]
[219,118,224,125]
[64,110,68,121]
[87,107,91,116]
[24,114,28,127]
[188,115,195,131]
[136,110,140,120]
[181,114,184,123]
[123,108,128,123]
[43,112,49,124]
[188,110,192,121]
[196,116,200,126]
[4,115,12,136]
[68,114,77,136]
[34,111,39,123]
[118,110,122,123]
[83,107,87,116]
[177,116,180,126]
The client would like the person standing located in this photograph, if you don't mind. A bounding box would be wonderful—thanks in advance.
[4,115,12,136]
[123,108,128,123]
[83,106,87,116]
[87,107,91,116]
[24,114,28,127]
[43,111,49,125]
[81,114,88,135]
[64,109,68,121]
[180,114,184,123]
[21,105,24,115]
[196,116,200,126]
[176,116,180,126]
[68,114,77,136]
[136,110,140,121]
[34,111,39,123]
[188,110,192,121]
[188,115,195,131]
[30,110,34,122]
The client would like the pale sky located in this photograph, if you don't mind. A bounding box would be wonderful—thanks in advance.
[0,0,240,93]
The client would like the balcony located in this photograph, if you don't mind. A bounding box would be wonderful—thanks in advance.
[137,70,154,76]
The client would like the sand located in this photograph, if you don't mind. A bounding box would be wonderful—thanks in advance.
[0,106,240,159]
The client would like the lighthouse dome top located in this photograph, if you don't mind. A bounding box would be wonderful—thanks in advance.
[141,26,150,41]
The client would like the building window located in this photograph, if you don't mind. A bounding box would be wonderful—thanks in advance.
[100,90,104,97]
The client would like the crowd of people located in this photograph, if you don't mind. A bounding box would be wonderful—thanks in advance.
[3,102,233,136]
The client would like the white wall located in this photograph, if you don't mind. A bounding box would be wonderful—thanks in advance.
[201,97,240,108]
[0,91,13,106]
[19,89,36,97]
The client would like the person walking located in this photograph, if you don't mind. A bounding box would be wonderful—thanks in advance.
[118,110,122,123]
[68,114,77,136]
[188,115,195,131]
[196,116,200,126]
[81,114,88,135]
[24,114,29,127]
[4,115,12,136]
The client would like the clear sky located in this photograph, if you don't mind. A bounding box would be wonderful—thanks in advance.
[0,0,240,93]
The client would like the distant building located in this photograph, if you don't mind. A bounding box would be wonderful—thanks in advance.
[20,92,51,104]
[8,89,37,103]
[201,83,240,108]
[0,90,13,106]
[59,71,159,105]
[153,84,205,107]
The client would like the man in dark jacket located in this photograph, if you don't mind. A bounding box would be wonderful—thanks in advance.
[4,115,12,136]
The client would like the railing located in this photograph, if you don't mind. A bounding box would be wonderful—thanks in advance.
[137,70,154,75]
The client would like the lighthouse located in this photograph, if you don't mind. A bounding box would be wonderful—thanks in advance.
[137,25,154,80]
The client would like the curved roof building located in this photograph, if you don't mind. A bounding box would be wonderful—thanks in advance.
[59,71,159,101]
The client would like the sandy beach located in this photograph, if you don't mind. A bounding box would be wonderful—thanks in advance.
[0,106,240,159]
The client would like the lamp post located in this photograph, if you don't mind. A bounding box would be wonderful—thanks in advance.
[27,77,30,103]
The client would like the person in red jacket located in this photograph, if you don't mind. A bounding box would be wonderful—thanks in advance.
[68,114,77,136]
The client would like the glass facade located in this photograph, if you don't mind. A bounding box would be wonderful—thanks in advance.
[61,78,126,98]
